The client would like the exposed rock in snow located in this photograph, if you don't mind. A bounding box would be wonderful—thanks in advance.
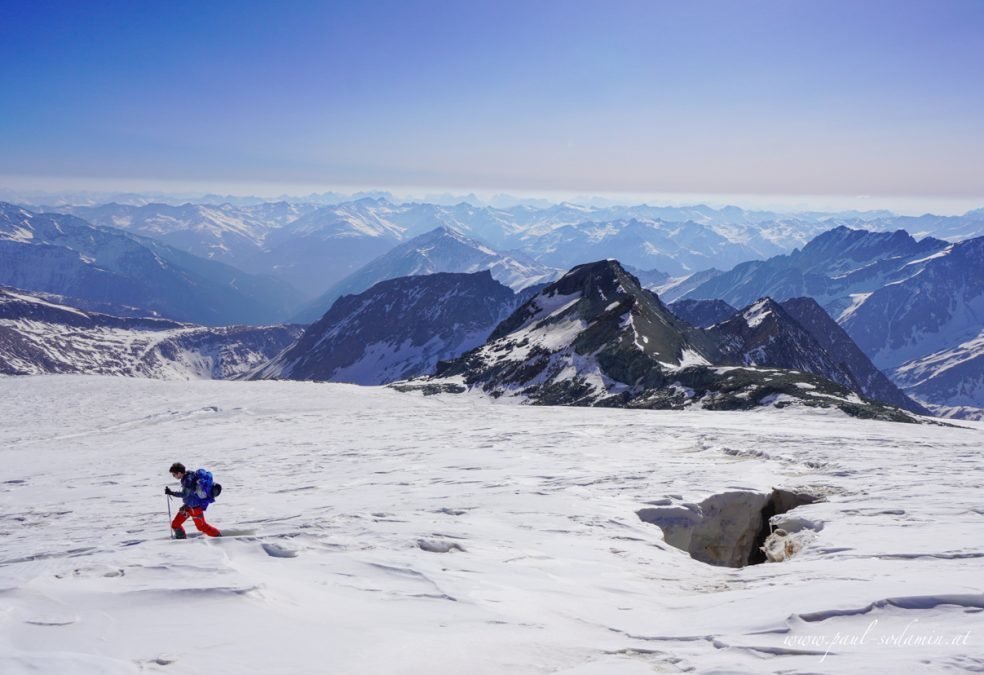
[637,488,820,567]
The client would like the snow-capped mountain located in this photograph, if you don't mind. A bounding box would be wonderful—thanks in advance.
[294,227,560,323]
[409,261,922,421]
[0,287,302,379]
[709,299,862,390]
[682,226,949,314]
[0,203,303,325]
[51,201,314,266]
[254,271,517,384]
[707,298,925,414]
[666,297,925,413]
[840,236,984,371]
[681,227,984,415]
[889,329,984,419]
[667,299,737,328]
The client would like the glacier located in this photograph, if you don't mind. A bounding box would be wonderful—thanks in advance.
[0,375,982,673]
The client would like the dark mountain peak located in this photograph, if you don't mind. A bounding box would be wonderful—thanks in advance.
[490,259,651,340]
[711,297,799,342]
[551,258,634,293]
[434,258,720,398]
[705,295,926,414]
[709,297,860,388]
[953,234,984,256]
[333,268,499,308]
[779,297,929,414]
[0,201,34,223]
[256,270,516,384]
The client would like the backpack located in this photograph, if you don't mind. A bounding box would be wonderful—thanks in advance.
[194,469,222,502]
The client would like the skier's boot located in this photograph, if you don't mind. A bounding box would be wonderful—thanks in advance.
[172,528,187,540]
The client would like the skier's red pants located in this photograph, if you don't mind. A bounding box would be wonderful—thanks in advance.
[171,506,221,537]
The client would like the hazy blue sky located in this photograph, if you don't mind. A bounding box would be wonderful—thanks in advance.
[2,1,982,209]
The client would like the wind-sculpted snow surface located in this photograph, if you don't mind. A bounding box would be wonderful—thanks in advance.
[0,376,981,673]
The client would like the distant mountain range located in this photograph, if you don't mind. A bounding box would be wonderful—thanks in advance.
[55,201,317,266]
[0,203,303,325]
[293,227,559,322]
[34,198,984,300]
[0,287,302,379]
[5,195,981,417]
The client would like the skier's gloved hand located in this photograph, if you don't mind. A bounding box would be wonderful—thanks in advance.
[165,487,175,496]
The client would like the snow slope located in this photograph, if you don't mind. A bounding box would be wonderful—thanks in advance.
[0,376,981,674]
[890,328,984,416]
[0,288,302,379]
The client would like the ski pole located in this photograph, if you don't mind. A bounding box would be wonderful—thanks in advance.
[166,490,173,539]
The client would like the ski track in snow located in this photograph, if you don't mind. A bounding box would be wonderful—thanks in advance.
[0,375,982,674]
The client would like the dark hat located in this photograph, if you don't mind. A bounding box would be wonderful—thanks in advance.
[169,462,186,474]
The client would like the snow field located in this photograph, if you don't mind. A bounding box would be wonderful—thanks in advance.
[0,376,982,673]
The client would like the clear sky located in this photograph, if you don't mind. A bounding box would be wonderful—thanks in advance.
[2,0,983,211]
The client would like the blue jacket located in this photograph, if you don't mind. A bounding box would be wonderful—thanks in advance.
[178,469,213,510]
